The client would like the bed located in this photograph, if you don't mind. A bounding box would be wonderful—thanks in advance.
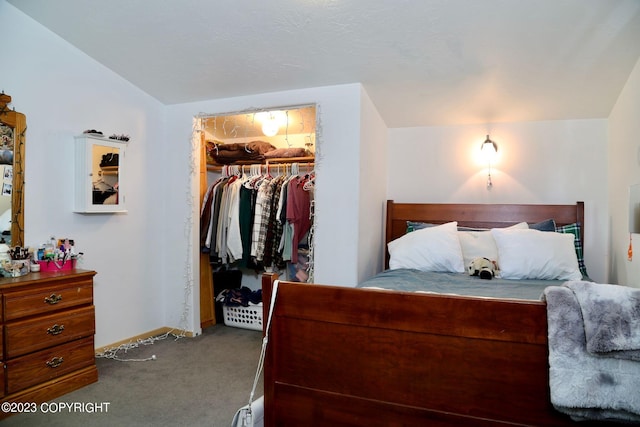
[261,201,588,426]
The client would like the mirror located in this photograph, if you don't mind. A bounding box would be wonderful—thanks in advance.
[0,93,26,247]
[91,143,121,205]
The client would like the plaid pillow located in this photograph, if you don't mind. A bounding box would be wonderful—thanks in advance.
[406,221,432,233]
[555,223,588,277]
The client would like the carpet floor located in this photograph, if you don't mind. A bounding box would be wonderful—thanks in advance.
[1,324,263,427]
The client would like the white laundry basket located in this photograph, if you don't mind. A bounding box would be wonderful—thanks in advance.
[223,303,263,331]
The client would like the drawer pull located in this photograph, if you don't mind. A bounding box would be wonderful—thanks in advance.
[46,356,64,368]
[47,324,65,335]
[44,294,63,305]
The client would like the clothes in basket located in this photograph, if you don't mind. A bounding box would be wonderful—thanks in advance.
[216,287,263,331]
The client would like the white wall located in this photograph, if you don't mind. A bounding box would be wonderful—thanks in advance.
[387,120,609,283]
[1,1,170,348]
[357,88,388,282]
[609,57,640,288]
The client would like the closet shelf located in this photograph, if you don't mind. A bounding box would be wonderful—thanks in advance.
[206,156,315,172]
[100,166,119,176]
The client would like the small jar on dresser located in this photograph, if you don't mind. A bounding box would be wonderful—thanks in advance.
[0,269,98,418]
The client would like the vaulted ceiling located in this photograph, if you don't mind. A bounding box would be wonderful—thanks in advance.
[8,0,640,127]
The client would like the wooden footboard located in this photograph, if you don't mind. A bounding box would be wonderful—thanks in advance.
[262,274,575,426]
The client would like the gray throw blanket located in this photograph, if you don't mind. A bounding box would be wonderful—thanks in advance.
[543,281,640,423]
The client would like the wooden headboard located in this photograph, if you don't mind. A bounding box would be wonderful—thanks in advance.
[385,200,585,268]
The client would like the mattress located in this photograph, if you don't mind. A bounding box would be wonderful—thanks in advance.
[358,268,565,301]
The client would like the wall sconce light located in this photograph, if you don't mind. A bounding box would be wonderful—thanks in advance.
[481,135,498,189]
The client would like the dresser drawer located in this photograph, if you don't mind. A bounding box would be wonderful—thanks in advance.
[3,279,93,321]
[5,336,95,395]
[4,306,95,358]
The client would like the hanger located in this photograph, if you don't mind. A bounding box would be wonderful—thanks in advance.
[227,165,242,183]
[303,172,315,191]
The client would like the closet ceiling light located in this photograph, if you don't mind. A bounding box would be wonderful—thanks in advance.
[262,120,280,137]
[257,110,287,137]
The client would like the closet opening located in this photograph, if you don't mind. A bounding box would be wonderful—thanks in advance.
[197,104,317,328]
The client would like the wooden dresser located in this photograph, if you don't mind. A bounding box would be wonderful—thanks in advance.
[0,269,98,416]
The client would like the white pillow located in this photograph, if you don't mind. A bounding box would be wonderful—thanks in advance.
[388,221,464,273]
[458,222,529,268]
[490,228,582,280]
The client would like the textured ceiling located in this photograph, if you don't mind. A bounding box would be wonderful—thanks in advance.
[8,0,640,127]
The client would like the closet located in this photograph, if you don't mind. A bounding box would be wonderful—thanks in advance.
[198,105,316,327]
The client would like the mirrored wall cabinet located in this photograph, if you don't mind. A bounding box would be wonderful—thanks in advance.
[74,134,126,213]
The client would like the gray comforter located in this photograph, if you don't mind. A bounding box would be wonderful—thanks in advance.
[358,268,563,300]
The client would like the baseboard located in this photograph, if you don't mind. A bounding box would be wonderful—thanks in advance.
[94,327,196,354]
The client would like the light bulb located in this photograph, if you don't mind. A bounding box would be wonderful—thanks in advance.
[481,135,497,161]
[262,120,279,137]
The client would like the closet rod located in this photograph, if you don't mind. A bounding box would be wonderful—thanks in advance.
[206,156,315,173]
